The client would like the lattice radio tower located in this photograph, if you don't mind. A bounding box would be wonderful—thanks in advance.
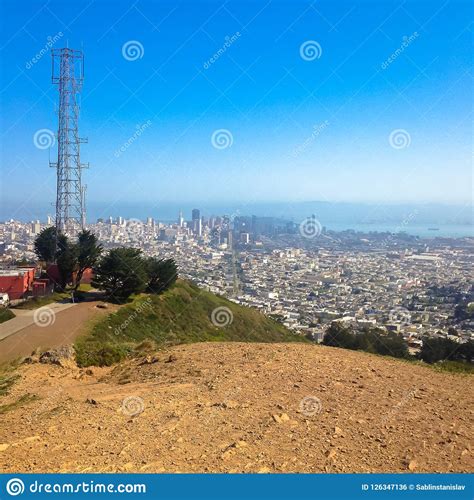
[50,47,88,236]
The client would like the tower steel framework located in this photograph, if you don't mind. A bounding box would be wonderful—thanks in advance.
[50,47,88,236]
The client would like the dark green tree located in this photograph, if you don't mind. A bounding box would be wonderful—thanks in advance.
[145,257,178,294]
[366,330,409,358]
[56,241,78,290]
[353,329,377,353]
[322,322,357,349]
[459,341,474,363]
[34,226,67,265]
[92,248,147,302]
[74,229,102,290]
[323,324,409,359]
[418,336,474,364]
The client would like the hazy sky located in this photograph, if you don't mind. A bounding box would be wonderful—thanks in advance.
[0,0,472,216]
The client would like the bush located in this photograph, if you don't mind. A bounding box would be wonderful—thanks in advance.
[322,323,409,359]
[418,336,474,364]
[432,361,474,374]
[0,308,14,324]
[75,342,128,367]
[322,323,357,349]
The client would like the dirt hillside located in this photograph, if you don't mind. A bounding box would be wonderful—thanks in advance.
[0,342,472,473]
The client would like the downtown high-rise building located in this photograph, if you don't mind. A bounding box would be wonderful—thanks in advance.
[192,208,201,236]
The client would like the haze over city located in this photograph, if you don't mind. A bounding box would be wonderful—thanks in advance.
[1,0,473,220]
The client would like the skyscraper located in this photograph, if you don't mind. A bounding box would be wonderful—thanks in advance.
[192,209,201,236]
[31,221,41,234]
[196,218,202,237]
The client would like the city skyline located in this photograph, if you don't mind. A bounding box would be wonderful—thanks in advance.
[0,0,473,484]
[1,0,473,216]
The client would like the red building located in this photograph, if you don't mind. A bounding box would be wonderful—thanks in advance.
[0,267,36,300]
[46,264,94,287]
[32,278,52,297]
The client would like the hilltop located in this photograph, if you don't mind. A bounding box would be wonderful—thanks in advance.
[74,279,305,366]
[0,281,472,473]
[0,342,472,473]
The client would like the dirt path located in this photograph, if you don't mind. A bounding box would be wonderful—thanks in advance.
[0,301,115,363]
[0,342,472,473]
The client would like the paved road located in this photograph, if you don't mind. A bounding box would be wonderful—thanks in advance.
[0,303,76,341]
[0,301,116,364]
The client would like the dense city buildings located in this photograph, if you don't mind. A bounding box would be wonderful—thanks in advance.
[0,212,472,353]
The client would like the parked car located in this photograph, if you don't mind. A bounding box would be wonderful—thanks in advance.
[0,293,10,307]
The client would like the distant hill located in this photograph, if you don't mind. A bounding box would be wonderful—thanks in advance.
[75,280,306,366]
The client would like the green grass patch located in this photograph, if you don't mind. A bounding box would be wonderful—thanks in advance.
[430,360,474,374]
[0,307,15,324]
[13,291,70,310]
[77,283,93,292]
[372,354,474,375]
[14,285,97,310]
[0,373,20,397]
[75,280,307,367]
[0,358,22,397]
[0,393,40,414]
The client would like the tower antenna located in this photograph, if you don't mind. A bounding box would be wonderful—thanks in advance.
[50,47,88,237]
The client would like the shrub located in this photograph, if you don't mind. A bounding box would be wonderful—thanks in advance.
[418,337,474,364]
[322,323,409,359]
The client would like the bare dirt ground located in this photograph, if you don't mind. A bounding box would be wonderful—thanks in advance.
[0,301,117,364]
[0,342,472,473]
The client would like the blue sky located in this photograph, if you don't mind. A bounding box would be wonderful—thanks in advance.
[0,0,472,218]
